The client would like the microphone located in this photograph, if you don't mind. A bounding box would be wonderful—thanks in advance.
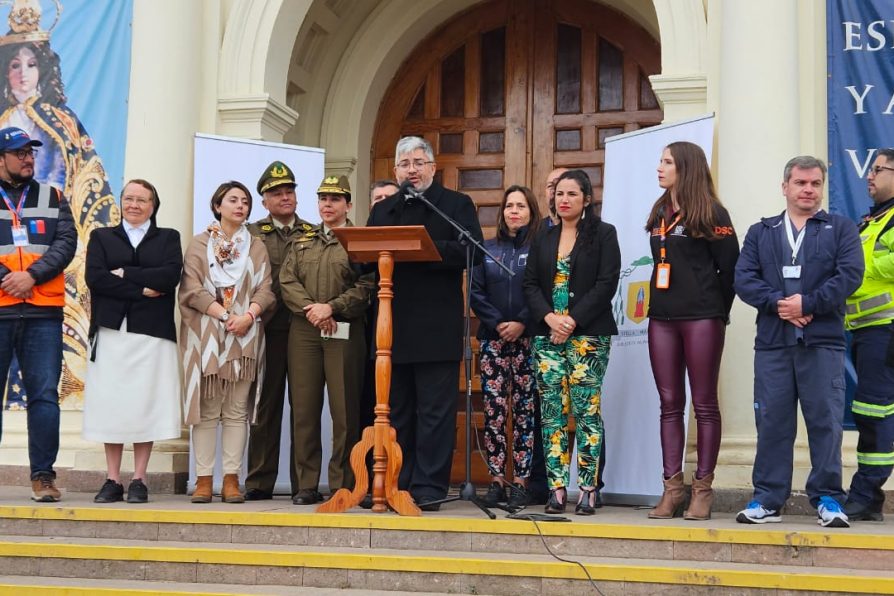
[399,179,422,203]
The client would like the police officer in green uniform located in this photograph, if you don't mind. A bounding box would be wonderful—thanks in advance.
[244,161,312,500]
[844,148,894,521]
[280,175,373,505]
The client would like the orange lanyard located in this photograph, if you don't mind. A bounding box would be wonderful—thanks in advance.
[658,213,682,263]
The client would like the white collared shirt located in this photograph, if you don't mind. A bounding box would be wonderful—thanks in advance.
[124,220,151,249]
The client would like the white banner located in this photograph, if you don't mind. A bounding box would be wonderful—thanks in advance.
[190,134,326,493]
[600,115,716,504]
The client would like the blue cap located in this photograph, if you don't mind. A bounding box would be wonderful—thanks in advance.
[0,127,42,152]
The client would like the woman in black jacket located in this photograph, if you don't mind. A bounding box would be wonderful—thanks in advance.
[523,170,620,515]
[83,179,183,504]
[470,185,541,510]
[644,141,739,521]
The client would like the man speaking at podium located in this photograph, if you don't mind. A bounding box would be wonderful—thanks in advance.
[367,136,483,511]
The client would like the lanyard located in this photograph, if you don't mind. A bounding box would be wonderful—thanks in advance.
[0,184,27,225]
[658,212,682,263]
[783,211,806,265]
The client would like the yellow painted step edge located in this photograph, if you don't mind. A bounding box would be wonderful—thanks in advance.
[1,505,891,550]
[0,541,892,594]
[0,586,244,596]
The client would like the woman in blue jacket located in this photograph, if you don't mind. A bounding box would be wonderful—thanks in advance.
[471,185,542,510]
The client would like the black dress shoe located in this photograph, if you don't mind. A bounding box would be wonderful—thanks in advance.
[844,499,884,521]
[575,488,596,516]
[94,479,124,503]
[507,483,528,510]
[544,488,566,514]
[245,488,273,501]
[359,493,373,509]
[480,482,507,507]
[292,489,322,505]
[415,496,441,511]
[126,479,149,504]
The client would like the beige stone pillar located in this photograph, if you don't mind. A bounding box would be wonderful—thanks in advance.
[710,0,854,491]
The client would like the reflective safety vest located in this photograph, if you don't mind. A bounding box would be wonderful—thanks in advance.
[845,205,894,330]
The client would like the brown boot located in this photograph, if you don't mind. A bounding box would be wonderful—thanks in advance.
[191,475,213,503]
[222,474,244,503]
[648,472,685,519]
[684,473,714,520]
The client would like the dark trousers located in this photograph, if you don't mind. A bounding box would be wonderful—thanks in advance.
[245,324,298,494]
[752,345,846,510]
[390,361,459,501]
[0,318,61,478]
[648,318,725,479]
[847,324,894,510]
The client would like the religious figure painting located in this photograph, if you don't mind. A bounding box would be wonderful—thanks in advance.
[0,0,133,409]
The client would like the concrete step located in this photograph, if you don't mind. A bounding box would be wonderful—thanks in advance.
[0,575,447,595]
[0,534,892,595]
[1,497,893,571]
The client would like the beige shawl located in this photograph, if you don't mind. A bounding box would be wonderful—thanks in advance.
[178,231,275,425]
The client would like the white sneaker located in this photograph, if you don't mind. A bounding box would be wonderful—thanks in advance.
[817,496,850,528]
[736,500,781,524]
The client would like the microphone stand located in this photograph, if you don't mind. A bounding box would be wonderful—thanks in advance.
[407,188,514,519]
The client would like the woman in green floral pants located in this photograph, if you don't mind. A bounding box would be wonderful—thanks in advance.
[523,170,621,515]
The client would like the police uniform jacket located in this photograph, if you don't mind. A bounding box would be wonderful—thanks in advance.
[279,220,373,322]
[248,214,311,330]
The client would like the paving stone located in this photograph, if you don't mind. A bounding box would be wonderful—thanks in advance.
[673,540,732,562]
[347,570,464,593]
[144,561,198,582]
[196,563,257,585]
[371,529,471,551]
[306,527,369,548]
[157,522,232,543]
[232,524,309,546]
[254,564,304,585]
[730,543,814,567]
[303,567,348,589]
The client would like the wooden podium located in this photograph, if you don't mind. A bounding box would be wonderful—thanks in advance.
[317,226,441,516]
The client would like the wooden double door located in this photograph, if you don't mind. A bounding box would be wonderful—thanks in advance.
[371,0,663,484]
[373,0,663,237]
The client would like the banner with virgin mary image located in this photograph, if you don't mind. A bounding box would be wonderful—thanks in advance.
[1,0,132,409]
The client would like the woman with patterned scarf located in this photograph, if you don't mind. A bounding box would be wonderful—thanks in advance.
[179,181,275,504]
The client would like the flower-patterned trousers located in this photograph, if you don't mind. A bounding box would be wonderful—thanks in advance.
[479,338,537,479]
[532,334,610,488]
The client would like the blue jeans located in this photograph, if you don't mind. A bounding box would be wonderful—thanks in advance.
[0,318,62,478]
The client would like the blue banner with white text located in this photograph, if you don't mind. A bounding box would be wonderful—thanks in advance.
[827,0,894,222]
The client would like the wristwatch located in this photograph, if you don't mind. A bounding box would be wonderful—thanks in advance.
[219,312,230,322]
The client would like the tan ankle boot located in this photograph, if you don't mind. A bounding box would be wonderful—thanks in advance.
[684,473,714,520]
[191,475,213,503]
[648,472,684,519]
[222,474,244,503]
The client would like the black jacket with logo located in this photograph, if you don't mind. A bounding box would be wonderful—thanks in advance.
[646,203,739,321]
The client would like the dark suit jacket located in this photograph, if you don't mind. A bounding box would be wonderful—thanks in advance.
[523,219,621,337]
[86,223,183,342]
[367,181,484,363]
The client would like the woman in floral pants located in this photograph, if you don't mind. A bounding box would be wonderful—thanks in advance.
[471,185,542,510]
[523,170,620,515]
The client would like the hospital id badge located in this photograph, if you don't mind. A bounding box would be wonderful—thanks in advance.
[11,225,28,247]
[782,265,801,279]
[656,262,671,289]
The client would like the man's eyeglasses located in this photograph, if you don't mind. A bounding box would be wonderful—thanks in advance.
[870,165,894,175]
[395,159,433,170]
[5,148,37,161]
